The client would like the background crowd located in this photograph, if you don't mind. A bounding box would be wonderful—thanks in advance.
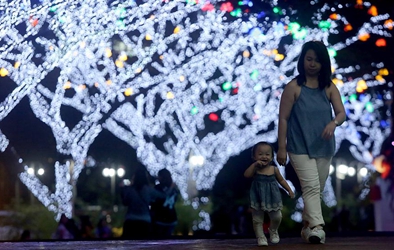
[50,167,180,240]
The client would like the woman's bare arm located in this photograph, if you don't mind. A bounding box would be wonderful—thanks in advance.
[277,80,297,165]
[329,84,346,125]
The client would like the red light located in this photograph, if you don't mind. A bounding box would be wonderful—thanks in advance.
[376,38,386,47]
[209,113,219,122]
[220,2,234,12]
[201,3,214,12]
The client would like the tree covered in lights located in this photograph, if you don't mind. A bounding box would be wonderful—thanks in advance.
[0,0,393,221]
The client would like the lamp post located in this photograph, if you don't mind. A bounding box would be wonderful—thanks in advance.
[27,163,45,204]
[102,166,125,204]
[331,158,345,206]
[187,152,205,198]
[331,158,369,205]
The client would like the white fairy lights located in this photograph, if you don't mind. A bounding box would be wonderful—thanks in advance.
[0,0,392,221]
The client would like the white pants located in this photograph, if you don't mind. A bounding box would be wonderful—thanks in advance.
[252,209,282,238]
[288,153,332,228]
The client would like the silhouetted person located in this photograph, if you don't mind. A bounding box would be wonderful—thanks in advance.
[20,229,31,241]
[53,214,74,239]
[151,168,180,237]
[80,215,95,239]
[339,205,351,231]
[95,216,112,239]
[120,167,167,239]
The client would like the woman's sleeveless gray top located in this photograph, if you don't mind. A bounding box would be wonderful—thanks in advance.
[286,85,335,158]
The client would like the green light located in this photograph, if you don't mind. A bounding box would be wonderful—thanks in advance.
[186,0,197,5]
[349,94,357,102]
[50,6,57,12]
[231,9,242,17]
[293,28,308,40]
[328,48,337,57]
[288,22,300,33]
[191,106,198,115]
[273,7,282,14]
[318,21,331,30]
[236,8,242,16]
[222,82,232,91]
[116,20,125,28]
[365,102,374,112]
[250,70,259,80]
[116,8,126,18]
[253,84,262,91]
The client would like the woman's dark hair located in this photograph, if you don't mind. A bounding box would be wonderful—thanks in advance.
[296,40,332,89]
[158,168,173,188]
[251,141,275,159]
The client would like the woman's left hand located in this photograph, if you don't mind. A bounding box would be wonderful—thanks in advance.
[322,121,336,140]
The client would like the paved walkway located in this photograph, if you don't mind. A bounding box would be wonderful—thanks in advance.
[1,234,394,250]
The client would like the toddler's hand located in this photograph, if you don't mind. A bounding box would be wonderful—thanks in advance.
[254,161,263,169]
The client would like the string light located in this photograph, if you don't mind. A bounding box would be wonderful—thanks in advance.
[0,0,392,222]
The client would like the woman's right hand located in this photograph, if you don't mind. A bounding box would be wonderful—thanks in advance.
[276,148,287,166]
